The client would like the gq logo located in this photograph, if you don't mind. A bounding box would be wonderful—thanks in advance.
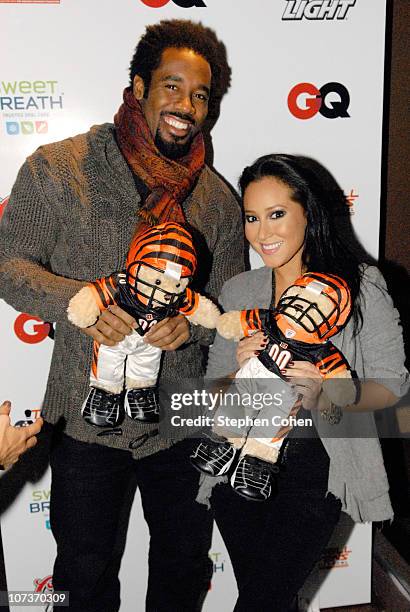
[288,82,350,120]
[140,0,206,7]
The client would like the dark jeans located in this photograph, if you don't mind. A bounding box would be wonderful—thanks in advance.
[211,433,342,612]
[50,434,213,612]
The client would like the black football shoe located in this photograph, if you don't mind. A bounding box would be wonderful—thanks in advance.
[231,455,279,502]
[81,387,124,428]
[190,437,238,477]
[124,387,160,423]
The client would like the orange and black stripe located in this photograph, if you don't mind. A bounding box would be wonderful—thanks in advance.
[91,340,100,378]
[178,288,199,317]
[316,350,349,378]
[240,308,263,337]
[270,397,303,444]
[126,223,197,277]
[89,275,118,312]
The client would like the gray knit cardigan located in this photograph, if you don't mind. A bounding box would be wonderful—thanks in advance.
[0,123,244,459]
[199,265,409,522]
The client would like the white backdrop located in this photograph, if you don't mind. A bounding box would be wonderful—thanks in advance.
[1,0,386,610]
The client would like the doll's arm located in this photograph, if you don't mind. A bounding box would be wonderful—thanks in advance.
[316,343,358,407]
[179,288,220,329]
[217,308,269,342]
[67,273,120,328]
[316,343,351,378]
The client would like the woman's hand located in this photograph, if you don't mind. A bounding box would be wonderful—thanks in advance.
[283,361,323,410]
[236,331,267,369]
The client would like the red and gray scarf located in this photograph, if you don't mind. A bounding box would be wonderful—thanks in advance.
[114,87,205,236]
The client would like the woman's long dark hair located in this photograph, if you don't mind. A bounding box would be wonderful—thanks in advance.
[239,154,365,334]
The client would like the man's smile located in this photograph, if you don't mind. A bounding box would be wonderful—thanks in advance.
[161,112,194,138]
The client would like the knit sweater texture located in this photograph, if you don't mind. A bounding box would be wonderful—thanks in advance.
[0,123,244,459]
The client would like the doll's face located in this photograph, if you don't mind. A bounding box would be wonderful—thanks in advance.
[276,273,351,343]
[279,285,337,332]
[276,284,342,344]
[136,266,189,309]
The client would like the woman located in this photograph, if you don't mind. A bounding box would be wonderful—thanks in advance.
[200,154,409,611]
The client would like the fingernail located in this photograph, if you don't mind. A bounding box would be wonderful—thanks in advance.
[281,369,287,374]
[255,351,260,356]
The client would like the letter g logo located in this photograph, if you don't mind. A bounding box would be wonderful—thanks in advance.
[287,83,321,120]
[14,314,51,344]
[0,195,9,221]
[140,0,206,7]
[140,0,169,6]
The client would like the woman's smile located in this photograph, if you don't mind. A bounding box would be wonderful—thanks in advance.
[260,241,284,255]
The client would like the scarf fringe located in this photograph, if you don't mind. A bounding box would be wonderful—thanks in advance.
[137,209,158,228]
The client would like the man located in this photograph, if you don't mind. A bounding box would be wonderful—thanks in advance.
[0,20,244,612]
[0,401,43,469]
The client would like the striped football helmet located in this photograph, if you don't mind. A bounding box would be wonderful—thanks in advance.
[125,222,197,313]
[276,272,351,343]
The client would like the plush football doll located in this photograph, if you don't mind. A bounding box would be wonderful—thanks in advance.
[68,222,220,428]
[190,272,357,502]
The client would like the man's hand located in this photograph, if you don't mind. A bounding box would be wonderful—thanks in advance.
[81,305,136,346]
[0,401,43,469]
[144,315,190,350]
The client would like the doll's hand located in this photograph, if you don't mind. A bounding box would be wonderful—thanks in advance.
[144,314,190,350]
[81,305,136,346]
[283,361,323,410]
[236,331,268,369]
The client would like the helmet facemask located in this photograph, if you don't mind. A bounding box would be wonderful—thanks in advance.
[124,222,197,315]
[126,261,190,315]
[276,274,351,343]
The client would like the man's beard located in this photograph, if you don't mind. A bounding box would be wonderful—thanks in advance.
[154,130,194,160]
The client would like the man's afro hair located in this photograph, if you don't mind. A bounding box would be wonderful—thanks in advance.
[129,20,231,108]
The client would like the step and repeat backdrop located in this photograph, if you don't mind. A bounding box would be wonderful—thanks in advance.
[1,1,387,610]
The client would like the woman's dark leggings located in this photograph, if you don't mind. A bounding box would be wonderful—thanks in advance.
[211,431,342,612]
